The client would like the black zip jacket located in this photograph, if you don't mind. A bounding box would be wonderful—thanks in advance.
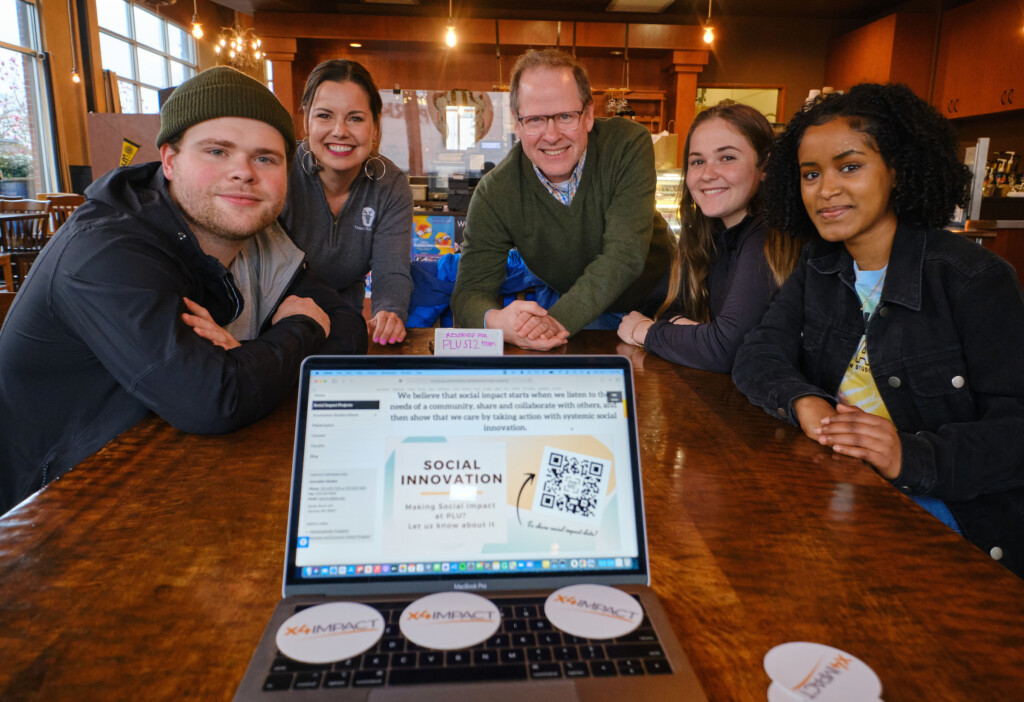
[0,162,367,514]
[734,226,1024,577]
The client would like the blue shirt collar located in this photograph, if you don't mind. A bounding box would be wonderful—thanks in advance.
[533,151,587,205]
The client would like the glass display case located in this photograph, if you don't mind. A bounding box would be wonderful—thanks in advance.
[656,168,683,237]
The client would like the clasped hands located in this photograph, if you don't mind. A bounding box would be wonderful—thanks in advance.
[485,300,569,350]
[793,396,902,480]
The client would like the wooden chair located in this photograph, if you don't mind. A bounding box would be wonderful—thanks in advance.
[0,199,52,290]
[0,290,15,323]
[0,253,13,291]
[41,193,86,234]
[0,198,51,214]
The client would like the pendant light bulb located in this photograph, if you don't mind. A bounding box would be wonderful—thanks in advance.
[444,0,456,48]
[191,0,203,39]
[703,0,715,44]
[66,0,81,86]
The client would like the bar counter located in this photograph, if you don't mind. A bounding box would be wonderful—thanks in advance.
[2,329,1023,700]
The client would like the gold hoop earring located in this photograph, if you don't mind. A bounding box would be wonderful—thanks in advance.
[364,152,386,181]
[299,140,320,176]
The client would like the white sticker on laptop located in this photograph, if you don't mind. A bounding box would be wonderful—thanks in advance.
[544,584,643,640]
[399,592,501,650]
[764,642,883,701]
[434,328,503,356]
[275,602,385,664]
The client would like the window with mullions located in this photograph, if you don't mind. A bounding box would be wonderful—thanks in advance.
[96,0,196,114]
[0,0,58,197]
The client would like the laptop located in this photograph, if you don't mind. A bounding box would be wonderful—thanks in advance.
[233,354,707,701]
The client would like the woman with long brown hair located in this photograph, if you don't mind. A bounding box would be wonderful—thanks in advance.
[280,59,413,346]
[617,101,802,372]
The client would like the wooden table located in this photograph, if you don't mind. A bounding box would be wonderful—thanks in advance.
[2,330,1022,700]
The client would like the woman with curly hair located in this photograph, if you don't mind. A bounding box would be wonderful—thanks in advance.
[616,101,803,372]
[733,83,1024,577]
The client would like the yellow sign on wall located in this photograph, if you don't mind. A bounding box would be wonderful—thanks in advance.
[120,139,141,167]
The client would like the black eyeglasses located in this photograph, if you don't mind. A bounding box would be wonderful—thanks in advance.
[516,110,585,135]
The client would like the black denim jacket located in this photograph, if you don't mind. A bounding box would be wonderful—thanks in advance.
[733,226,1024,576]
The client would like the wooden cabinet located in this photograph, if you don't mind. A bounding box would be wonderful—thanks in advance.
[594,90,666,133]
[624,91,666,133]
[983,228,1024,289]
[933,0,1024,119]
[825,13,936,99]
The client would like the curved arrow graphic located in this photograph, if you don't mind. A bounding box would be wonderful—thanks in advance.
[516,473,536,525]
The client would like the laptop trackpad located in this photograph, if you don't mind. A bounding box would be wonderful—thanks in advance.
[369,681,579,701]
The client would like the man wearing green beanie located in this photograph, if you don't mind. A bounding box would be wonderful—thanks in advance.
[0,66,367,516]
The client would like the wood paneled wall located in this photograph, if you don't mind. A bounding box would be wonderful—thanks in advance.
[825,13,936,100]
[289,42,673,133]
[699,16,854,123]
[39,0,89,171]
[39,5,871,176]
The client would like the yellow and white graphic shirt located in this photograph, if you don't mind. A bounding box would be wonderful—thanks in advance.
[837,265,891,420]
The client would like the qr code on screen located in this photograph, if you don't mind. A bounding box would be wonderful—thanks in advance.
[531,447,612,525]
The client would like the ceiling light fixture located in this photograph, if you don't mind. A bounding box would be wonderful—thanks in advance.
[703,0,715,44]
[445,0,456,48]
[214,24,264,70]
[606,0,674,11]
[493,20,508,90]
[606,24,632,117]
[350,42,362,48]
[67,0,80,83]
[191,0,203,39]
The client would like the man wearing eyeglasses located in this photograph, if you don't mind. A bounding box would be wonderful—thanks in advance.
[452,48,672,349]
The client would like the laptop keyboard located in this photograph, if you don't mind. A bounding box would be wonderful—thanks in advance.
[261,597,672,691]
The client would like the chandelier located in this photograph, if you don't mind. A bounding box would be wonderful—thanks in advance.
[214,25,264,71]
[605,24,632,117]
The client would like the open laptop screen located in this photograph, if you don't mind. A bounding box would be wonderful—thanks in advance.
[285,355,648,596]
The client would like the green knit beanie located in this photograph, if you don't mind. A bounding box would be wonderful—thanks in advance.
[157,66,295,160]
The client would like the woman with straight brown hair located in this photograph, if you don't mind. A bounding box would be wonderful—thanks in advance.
[617,101,803,372]
[280,59,413,346]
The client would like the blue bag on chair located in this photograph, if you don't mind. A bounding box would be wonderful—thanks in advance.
[406,251,550,328]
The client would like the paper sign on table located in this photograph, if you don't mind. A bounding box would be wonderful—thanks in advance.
[434,328,503,356]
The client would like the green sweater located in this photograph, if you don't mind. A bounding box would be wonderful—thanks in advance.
[451,117,672,335]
